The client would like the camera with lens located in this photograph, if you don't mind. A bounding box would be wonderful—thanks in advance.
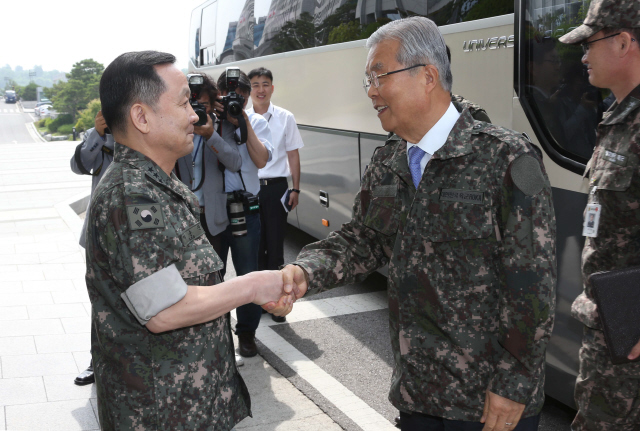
[219,67,245,120]
[187,73,209,126]
[227,190,260,237]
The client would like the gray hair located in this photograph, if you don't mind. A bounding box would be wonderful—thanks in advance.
[366,17,452,92]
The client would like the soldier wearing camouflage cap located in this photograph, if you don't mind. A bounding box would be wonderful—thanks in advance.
[559,1,640,430]
[86,51,294,430]
[272,16,556,431]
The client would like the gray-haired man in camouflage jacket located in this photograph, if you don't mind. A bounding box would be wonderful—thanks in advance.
[272,17,556,431]
[86,51,293,430]
[559,0,640,429]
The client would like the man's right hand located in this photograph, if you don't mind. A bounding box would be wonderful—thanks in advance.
[282,265,309,300]
[226,109,249,128]
[193,113,214,140]
[95,111,108,137]
[251,270,295,317]
[262,265,308,315]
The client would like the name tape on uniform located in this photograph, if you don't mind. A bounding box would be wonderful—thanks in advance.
[372,185,397,197]
[180,223,205,245]
[126,204,165,230]
[603,150,627,166]
[439,189,485,204]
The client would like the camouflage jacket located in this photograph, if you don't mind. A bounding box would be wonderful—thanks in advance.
[451,94,491,123]
[293,109,556,420]
[576,84,640,329]
[85,143,250,431]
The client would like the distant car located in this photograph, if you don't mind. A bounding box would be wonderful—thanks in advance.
[34,100,53,116]
[5,91,17,103]
[38,104,53,117]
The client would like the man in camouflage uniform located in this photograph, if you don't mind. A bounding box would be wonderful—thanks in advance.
[558,1,640,430]
[86,51,292,430]
[274,17,556,431]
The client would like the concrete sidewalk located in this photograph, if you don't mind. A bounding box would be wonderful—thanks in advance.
[0,139,342,430]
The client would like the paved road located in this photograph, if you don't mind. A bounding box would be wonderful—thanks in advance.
[0,101,37,145]
[251,225,578,430]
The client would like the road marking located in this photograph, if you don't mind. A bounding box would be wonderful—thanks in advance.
[26,122,47,143]
[232,291,395,431]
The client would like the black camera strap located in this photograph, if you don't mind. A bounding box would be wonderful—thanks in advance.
[221,169,248,193]
[191,139,206,192]
[74,142,111,177]
[236,114,248,144]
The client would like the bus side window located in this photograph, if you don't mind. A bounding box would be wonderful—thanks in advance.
[189,7,202,67]
[428,0,514,26]
[254,0,429,58]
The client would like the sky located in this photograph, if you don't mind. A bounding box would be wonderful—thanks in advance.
[1,0,204,73]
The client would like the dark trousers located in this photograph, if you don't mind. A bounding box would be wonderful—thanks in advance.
[399,412,540,431]
[201,211,262,334]
[258,180,289,271]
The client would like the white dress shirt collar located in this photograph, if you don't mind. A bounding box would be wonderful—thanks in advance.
[248,102,273,122]
[406,102,460,155]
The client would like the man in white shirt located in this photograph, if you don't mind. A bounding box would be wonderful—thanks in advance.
[216,70,274,357]
[248,68,304,323]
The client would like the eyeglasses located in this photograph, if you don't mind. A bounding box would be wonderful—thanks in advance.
[363,64,426,94]
[581,33,620,54]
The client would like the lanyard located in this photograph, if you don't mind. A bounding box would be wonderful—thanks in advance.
[192,138,202,168]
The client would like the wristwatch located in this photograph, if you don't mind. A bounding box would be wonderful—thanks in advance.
[290,189,300,193]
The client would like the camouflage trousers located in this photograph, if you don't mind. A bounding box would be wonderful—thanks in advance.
[571,326,640,431]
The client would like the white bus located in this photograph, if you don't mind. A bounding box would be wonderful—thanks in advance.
[189,0,602,409]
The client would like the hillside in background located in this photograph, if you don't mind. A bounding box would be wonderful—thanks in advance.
[1,65,67,88]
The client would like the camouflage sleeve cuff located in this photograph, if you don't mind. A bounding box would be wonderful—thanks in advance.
[290,261,324,293]
[489,356,542,405]
[120,264,188,326]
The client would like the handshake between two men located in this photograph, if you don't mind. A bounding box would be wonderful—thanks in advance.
[144,265,307,334]
[260,265,309,317]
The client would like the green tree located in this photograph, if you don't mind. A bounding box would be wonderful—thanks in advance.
[51,59,103,121]
[67,59,104,82]
[328,21,362,44]
[75,99,101,132]
[360,18,391,40]
[316,0,358,45]
[21,83,38,101]
[273,12,316,53]
[4,79,18,91]
[463,0,513,22]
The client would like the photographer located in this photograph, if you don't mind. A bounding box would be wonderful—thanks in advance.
[69,109,114,387]
[216,69,274,358]
[70,110,115,249]
[174,74,241,260]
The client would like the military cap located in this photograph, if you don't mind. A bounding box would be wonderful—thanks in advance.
[559,0,640,44]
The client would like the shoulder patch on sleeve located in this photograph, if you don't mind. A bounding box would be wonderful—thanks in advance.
[126,204,165,230]
[511,155,545,196]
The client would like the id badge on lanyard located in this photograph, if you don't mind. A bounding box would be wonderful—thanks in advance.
[582,184,601,238]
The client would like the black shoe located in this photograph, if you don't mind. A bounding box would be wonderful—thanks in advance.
[74,362,95,386]
[238,332,258,357]
[271,314,286,323]
[395,415,401,427]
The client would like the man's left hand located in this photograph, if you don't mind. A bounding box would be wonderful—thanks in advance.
[226,110,248,128]
[288,190,299,210]
[628,338,640,360]
[480,390,525,431]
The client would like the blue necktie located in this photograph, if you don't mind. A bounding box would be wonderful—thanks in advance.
[408,145,426,189]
